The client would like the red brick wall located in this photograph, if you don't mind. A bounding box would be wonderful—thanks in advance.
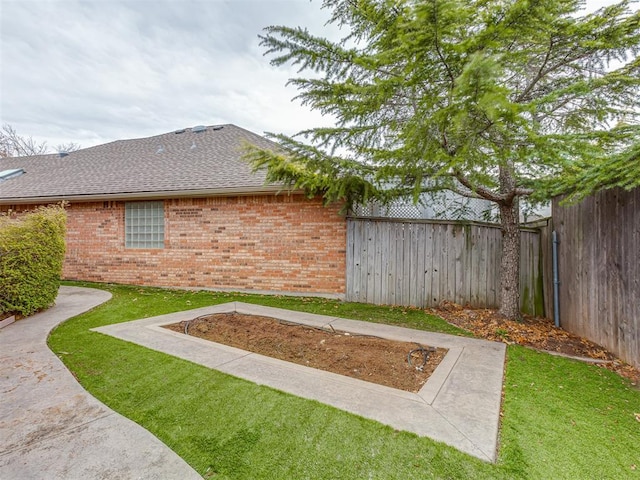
[5,195,346,295]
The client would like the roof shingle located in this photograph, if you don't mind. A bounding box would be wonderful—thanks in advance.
[0,124,279,203]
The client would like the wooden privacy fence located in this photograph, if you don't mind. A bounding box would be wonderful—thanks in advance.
[345,217,545,314]
[553,188,640,368]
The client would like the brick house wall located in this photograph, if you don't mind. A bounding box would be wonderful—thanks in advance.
[6,194,347,295]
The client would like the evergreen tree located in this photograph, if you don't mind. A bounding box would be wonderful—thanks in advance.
[246,0,640,319]
[549,127,640,201]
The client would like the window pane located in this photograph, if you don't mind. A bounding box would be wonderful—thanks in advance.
[125,201,164,248]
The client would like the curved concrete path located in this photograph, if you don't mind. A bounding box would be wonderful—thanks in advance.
[0,286,201,480]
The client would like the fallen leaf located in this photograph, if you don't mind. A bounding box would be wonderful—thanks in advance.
[431,303,640,385]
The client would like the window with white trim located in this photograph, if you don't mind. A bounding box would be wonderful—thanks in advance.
[125,201,164,248]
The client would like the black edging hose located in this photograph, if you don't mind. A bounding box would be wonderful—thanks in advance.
[407,344,436,371]
[183,314,212,335]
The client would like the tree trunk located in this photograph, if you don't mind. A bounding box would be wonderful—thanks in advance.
[498,199,521,320]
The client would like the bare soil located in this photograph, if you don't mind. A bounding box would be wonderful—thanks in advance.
[164,312,447,393]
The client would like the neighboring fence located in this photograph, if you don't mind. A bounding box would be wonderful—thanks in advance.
[352,192,495,222]
[345,217,545,314]
[553,188,640,368]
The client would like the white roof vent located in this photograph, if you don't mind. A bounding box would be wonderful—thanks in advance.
[0,168,25,182]
[192,125,206,133]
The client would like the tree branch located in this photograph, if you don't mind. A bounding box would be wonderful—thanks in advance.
[515,36,554,103]
[454,170,506,203]
[432,2,456,88]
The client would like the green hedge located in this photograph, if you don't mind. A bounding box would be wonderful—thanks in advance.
[0,205,67,316]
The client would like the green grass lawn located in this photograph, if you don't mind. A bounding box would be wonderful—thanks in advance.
[49,282,640,479]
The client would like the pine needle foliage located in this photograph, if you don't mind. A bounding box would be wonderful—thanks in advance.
[246,0,640,318]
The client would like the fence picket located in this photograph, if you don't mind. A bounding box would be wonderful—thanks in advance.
[554,188,640,368]
[346,217,542,310]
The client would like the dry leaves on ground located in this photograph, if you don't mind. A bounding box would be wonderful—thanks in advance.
[430,301,639,386]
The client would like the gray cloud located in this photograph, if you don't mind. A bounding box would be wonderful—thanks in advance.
[1,0,336,147]
[3,0,621,149]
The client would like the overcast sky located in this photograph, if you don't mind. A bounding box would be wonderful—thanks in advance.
[0,0,631,150]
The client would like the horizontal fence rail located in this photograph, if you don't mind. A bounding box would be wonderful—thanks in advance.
[346,217,544,313]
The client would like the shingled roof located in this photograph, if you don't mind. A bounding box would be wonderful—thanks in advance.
[0,124,281,204]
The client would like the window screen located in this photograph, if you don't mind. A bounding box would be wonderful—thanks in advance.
[125,201,164,248]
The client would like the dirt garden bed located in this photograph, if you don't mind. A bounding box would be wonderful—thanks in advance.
[164,312,447,393]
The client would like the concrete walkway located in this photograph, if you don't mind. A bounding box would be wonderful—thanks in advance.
[95,302,506,462]
[0,286,201,480]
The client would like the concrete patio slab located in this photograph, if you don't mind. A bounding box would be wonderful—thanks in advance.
[94,301,506,462]
[0,286,201,480]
